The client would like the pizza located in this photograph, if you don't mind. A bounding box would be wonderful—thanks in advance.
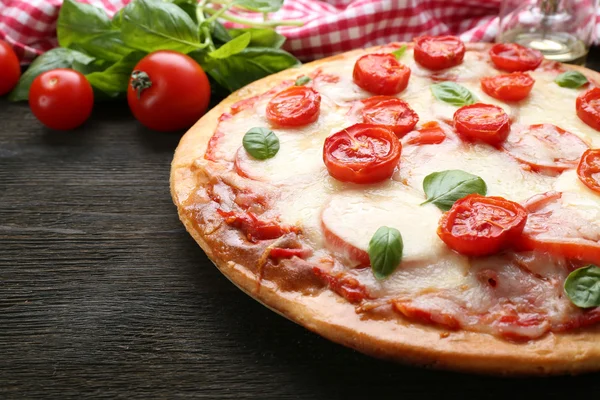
[170,37,600,375]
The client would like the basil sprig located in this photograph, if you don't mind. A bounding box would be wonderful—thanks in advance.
[421,170,487,211]
[431,82,476,107]
[9,0,301,101]
[564,265,600,308]
[391,45,407,60]
[243,128,280,160]
[295,75,310,86]
[555,71,588,89]
[368,227,403,280]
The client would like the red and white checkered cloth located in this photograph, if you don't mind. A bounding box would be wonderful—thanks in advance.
[1,0,598,65]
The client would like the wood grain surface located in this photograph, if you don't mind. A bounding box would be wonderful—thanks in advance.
[3,50,600,398]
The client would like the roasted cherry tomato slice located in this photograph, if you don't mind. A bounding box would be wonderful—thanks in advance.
[352,54,410,95]
[503,124,589,173]
[489,43,543,72]
[361,96,419,137]
[480,72,534,102]
[577,149,600,193]
[404,121,446,145]
[453,103,510,146]
[576,87,600,131]
[266,86,321,127]
[437,194,528,257]
[323,123,401,184]
[413,36,466,71]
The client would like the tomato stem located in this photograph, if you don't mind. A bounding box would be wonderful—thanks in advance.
[130,70,152,100]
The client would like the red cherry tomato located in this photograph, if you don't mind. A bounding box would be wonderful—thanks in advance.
[503,124,589,173]
[576,87,600,131]
[323,123,401,184]
[413,36,466,71]
[127,50,210,132]
[29,69,93,130]
[404,121,446,145]
[489,43,543,72]
[266,86,321,127]
[453,103,510,146]
[352,54,410,95]
[480,72,535,102]
[361,96,419,137]
[0,40,20,96]
[577,149,600,193]
[437,194,528,257]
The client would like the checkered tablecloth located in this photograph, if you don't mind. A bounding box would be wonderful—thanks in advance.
[0,0,598,64]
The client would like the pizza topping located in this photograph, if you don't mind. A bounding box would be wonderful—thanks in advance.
[295,75,311,86]
[312,267,370,303]
[576,87,600,131]
[503,124,589,174]
[269,247,311,260]
[521,191,600,264]
[421,170,487,211]
[489,43,543,72]
[437,194,528,257]
[430,81,476,106]
[480,72,534,102]
[403,121,446,145]
[266,86,321,127]
[564,265,600,308]
[391,45,408,60]
[352,53,411,95]
[453,103,511,146]
[555,70,588,89]
[323,123,401,184]
[361,96,419,137]
[242,127,280,160]
[368,226,404,280]
[217,209,298,243]
[413,36,466,71]
[577,149,600,193]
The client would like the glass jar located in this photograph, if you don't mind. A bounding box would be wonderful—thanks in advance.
[497,0,597,65]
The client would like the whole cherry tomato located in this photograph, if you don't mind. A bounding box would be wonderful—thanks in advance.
[127,50,211,132]
[29,68,94,130]
[0,40,20,96]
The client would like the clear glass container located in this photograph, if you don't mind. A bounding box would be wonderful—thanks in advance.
[497,0,597,65]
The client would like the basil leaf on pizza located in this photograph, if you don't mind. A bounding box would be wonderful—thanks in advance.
[421,170,487,211]
[430,82,476,106]
[295,75,311,86]
[564,265,600,308]
[243,127,280,160]
[368,227,403,280]
[391,45,407,60]
[555,71,588,89]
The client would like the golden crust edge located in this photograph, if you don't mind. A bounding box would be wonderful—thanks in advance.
[170,43,600,375]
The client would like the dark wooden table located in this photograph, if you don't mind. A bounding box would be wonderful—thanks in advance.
[3,49,600,399]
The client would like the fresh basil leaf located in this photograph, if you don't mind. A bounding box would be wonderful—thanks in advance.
[421,170,487,211]
[209,32,251,59]
[235,0,284,12]
[57,0,113,48]
[166,0,199,22]
[8,48,94,102]
[72,58,112,75]
[564,265,600,308]
[193,47,300,92]
[243,127,280,160]
[112,8,124,28]
[431,82,476,107]
[295,75,310,86]
[211,21,232,44]
[75,32,134,62]
[86,51,146,96]
[555,70,588,89]
[392,45,407,60]
[121,0,202,54]
[229,28,286,48]
[368,226,403,280]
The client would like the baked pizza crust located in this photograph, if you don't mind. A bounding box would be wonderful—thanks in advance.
[170,43,600,375]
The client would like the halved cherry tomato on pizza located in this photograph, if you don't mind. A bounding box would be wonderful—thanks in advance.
[266,86,321,127]
[577,149,600,193]
[520,192,600,265]
[361,96,419,137]
[437,194,528,257]
[413,36,466,71]
[503,124,589,173]
[480,72,534,102]
[404,121,446,145]
[0,40,20,96]
[352,54,410,95]
[453,103,510,146]
[576,87,600,131]
[323,123,401,184]
[489,43,543,72]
